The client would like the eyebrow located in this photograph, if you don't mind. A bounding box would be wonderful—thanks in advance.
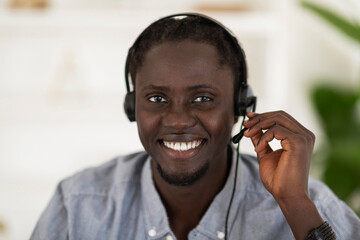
[141,84,216,91]
[187,84,216,91]
[142,84,169,91]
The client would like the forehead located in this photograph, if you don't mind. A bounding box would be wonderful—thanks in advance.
[135,40,234,90]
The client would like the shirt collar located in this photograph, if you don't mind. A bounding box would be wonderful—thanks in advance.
[141,147,249,239]
[141,156,172,239]
[194,146,249,239]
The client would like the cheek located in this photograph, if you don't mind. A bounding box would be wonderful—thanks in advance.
[200,104,234,139]
[135,107,161,149]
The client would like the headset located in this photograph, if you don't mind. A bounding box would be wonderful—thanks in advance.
[123,13,257,130]
[123,13,257,239]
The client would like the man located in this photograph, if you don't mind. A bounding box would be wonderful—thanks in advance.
[31,14,360,240]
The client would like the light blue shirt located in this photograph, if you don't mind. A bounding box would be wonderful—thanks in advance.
[31,149,360,239]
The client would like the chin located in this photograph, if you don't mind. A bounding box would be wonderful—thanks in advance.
[155,160,209,186]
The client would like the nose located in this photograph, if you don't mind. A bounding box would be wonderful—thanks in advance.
[162,102,197,131]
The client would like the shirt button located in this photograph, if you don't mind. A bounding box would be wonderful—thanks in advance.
[148,228,156,237]
[217,231,225,239]
[166,235,174,240]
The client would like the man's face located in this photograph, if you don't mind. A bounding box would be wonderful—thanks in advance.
[135,40,235,186]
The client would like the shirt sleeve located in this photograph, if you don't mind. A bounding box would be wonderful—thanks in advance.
[311,180,360,239]
[30,183,69,240]
[320,196,360,239]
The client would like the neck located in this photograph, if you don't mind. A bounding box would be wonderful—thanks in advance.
[151,146,232,239]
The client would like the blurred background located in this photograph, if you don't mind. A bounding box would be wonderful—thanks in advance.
[0,0,359,239]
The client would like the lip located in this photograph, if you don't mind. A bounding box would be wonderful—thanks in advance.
[159,139,206,159]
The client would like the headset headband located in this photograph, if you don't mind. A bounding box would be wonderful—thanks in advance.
[124,13,248,93]
[123,13,255,121]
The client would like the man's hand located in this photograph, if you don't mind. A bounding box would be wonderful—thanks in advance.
[243,111,314,200]
[243,111,324,240]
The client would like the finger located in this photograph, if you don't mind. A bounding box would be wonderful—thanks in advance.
[245,111,303,131]
[245,115,302,137]
[245,128,273,158]
[246,112,256,118]
[244,111,315,143]
[255,125,305,154]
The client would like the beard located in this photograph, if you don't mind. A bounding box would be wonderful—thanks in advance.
[155,161,209,186]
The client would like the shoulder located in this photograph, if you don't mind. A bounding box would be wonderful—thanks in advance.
[239,153,360,238]
[307,178,360,239]
[31,152,150,239]
[58,151,149,198]
[239,153,270,194]
[308,177,336,204]
[238,154,360,238]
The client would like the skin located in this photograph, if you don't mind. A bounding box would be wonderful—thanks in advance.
[135,40,324,240]
[243,111,324,239]
[135,40,235,240]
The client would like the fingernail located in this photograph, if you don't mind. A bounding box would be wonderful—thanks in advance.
[247,112,255,117]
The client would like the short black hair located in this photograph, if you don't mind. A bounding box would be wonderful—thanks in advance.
[129,15,244,98]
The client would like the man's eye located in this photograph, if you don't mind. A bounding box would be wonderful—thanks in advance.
[193,96,212,103]
[148,96,167,103]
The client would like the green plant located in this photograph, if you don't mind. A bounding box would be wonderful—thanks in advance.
[302,1,360,215]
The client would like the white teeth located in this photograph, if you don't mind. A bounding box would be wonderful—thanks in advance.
[163,140,202,151]
[175,142,180,151]
[180,143,186,151]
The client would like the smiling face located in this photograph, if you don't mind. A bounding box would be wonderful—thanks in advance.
[135,40,235,186]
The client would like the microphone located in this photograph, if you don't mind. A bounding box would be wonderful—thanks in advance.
[232,128,248,144]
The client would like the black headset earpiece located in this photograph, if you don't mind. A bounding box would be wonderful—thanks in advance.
[232,86,257,144]
[124,92,136,122]
[236,82,249,116]
[124,46,136,122]
[123,13,256,122]
[241,84,257,115]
